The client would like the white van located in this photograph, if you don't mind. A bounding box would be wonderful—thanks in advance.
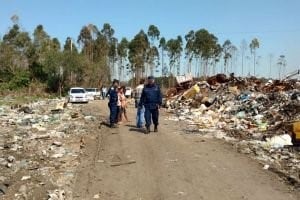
[68,87,89,103]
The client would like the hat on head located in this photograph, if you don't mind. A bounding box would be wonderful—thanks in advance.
[147,76,155,80]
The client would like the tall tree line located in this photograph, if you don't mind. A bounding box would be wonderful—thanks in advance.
[1,18,274,93]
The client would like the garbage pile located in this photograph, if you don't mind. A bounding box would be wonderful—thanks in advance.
[165,74,300,187]
[0,99,98,199]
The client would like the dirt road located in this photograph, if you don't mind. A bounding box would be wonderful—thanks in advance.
[73,101,299,200]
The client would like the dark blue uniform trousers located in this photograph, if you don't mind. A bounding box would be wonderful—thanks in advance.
[144,108,159,127]
[109,104,118,125]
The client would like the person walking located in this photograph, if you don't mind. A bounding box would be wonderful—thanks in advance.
[107,79,119,128]
[116,87,122,123]
[119,86,129,123]
[139,76,162,133]
[135,79,145,128]
[101,86,107,100]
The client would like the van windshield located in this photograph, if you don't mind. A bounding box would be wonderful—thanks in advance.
[71,89,85,93]
[86,88,96,92]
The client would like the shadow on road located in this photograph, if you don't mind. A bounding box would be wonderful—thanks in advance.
[125,124,137,128]
[129,128,145,134]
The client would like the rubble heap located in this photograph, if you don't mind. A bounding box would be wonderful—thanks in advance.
[165,74,300,188]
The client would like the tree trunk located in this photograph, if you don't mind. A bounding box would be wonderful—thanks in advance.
[253,51,256,76]
[279,65,281,80]
[177,56,181,76]
[205,60,209,77]
[213,61,216,75]
[241,53,244,76]
[119,58,122,82]
[188,58,192,75]
[161,48,164,77]
[230,58,233,73]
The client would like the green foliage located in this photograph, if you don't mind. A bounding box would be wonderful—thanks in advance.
[159,37,166,50]
[223,40,232,67]
[101,23,115,41]
[1,16,266,95]
[184,30,195,60]
[0,70,30,90]
[63,37,77,53]
[118,38,129,58]
[29,61,48,82]
[250,38,259,54]
[166,36,183,73]
[10,70,30,88]
[147,25,160,43]
[250,38,260,75]
[128,30,150,75]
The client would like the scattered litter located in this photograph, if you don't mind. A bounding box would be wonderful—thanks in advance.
[7,156,15,163]
[71,112,79,118]
[51,154,64,159]
[48,189,65,200]
[264,134,293,149]
[21,176,31,181]
[52,141,62,147]
[263,164,270,170]
[176,191,186,196]
[18,106,34,114]
[0,98,95,198]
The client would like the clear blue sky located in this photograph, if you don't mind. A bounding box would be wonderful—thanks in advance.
[1,0,300,78]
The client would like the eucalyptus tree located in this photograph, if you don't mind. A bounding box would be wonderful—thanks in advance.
[109,37,118,79]
[1,23,32,79]
[222,40,232,74]
[101,23,115,42]
[268,54,273,78]
[77,25,93,60]
[277,55,287,79]
[63,37,77,53]
[185,30,195,74]
[240,39,247,76]
[147,25,160,45]
[193,29,219,77]
[117,37,129,81]
[63,37,79,85]
[166,36,183,78]
[212,44,222,75]
[159,37,167,76]
[249,38,260,76]
[229,45,238,73]
[128,30,150,83]
[51,38,61,51]
[101,23,117,78]
[147,25,160,76]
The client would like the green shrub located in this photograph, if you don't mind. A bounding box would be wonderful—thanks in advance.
[9,70,30,89]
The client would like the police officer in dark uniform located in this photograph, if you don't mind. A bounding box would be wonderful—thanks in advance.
[139,76,162,134]
[107,79,120,128]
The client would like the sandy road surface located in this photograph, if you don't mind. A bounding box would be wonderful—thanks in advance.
[73,100,299,200]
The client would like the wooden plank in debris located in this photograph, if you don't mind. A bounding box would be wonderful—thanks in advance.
[110,160,136,167]
[31,135,51,140]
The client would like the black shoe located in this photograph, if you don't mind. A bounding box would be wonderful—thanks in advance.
[154,125,158,132]
[145,126,150,134]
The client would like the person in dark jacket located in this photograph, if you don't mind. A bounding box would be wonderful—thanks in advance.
[107,79,120,128]
[139,76,162,133]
